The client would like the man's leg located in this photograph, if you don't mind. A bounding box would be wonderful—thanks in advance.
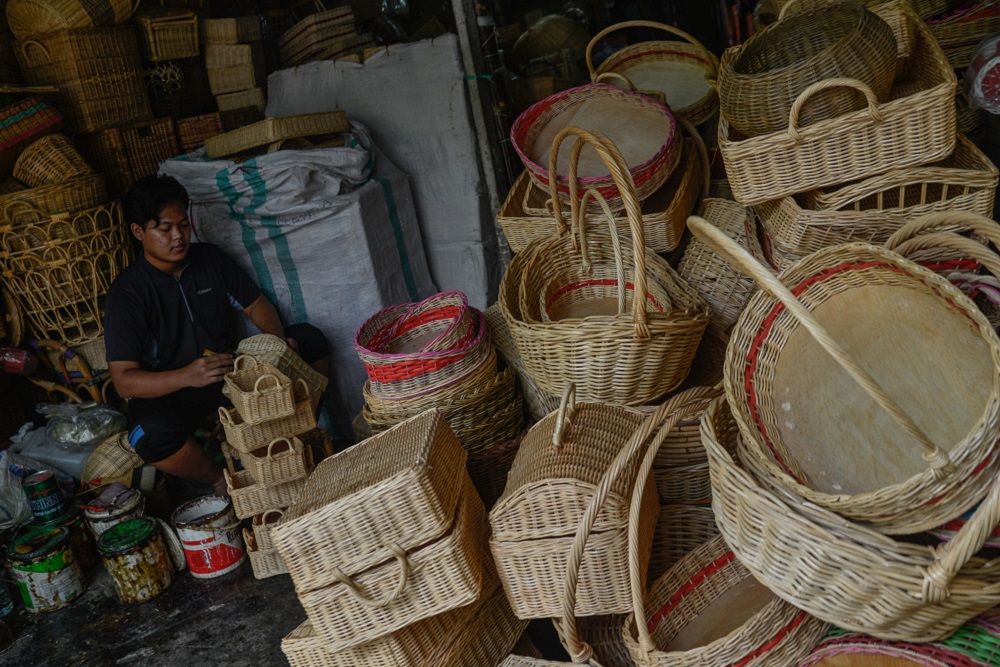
[148,437,227,496]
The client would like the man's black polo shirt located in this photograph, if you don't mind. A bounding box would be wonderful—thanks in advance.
[104,243,262,371]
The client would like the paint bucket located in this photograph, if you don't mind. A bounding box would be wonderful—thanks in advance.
[22,470,65,523]
[84,487,145,538]
[97,517,175,604]
[46,507,99,572]
[5,525,84,613]
[171,494,245,579]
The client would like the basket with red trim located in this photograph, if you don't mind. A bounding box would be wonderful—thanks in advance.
[510,83,681,214]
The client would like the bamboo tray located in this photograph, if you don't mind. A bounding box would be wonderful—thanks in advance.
[205,111,349,158]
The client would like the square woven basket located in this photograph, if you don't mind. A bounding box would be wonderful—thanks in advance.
[135,8,200,62]
[224,357,295,425]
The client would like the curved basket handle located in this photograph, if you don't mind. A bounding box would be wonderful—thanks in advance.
[253,373,280,393]
[330,543,411,608]
[886,212,1000,250]
[552,383,577,448]
[556,388,708,662]
[2,200,42,223]
[777,0,806,20]
[594,71,636,90]
[787,78,882,143]
[233,354,257,371]
[266,437,293,460]
[294,379,312,403]
[686,215,954,477]
[261,508,284,525]
[892,233,1000,278]
[577,187,627,315]
[218,406,235,427]
[19,40,51,68]
[586,20,709,76]
[546,127,651,339]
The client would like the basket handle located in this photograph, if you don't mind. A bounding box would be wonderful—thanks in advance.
[330,543,411,608]
[19,40,51,68]
[2,200,42,223]
[218,406,236,427]
[585,20,709,76]
[575,187,628,315]
[678,114,711,205]
[261,508,284,525]
[594,71,668,108]
[552,383,577,448]
[686,215,955,477]
[885,211,1000,250]
[233,354,257,371]
[253,373,280,393]
[266,437,293,460]
[556,388,709,662]
[787,78,882,143]
[547,127,651,338]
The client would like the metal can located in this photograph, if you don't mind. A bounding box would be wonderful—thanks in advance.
[97,518,174,604]
[6,525,85,613]
[22,471,64,523]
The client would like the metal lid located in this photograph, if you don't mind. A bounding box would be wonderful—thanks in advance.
[97,517,158,556]
[6,525,70,562]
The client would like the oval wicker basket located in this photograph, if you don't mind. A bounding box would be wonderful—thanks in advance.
[689,214,1000,534]
[13,134,93,188]
[719,2,897,138]
[6,0,136,40]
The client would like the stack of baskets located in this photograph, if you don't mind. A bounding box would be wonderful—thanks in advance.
[926,0,1000,69]
[76,119,181,198]
[274,409,525,667]
[219,354,317,578]
[276,7,374,68]
[354,291,525,504]
[133,7,208,120]
[200,17,265,111]
[174,106,264,154]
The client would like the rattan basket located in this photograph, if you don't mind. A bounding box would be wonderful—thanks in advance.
[277,6,356,68]
[251,508,283,551]
[224,437,312,488]
[225,468,306,520]
[13,134,93,188]
[272,409,467,595]
[82,431,143,488]
[0,174,107,227]
[929,1,1000,69]
[76,118,179,198]
[206,46,265,96]
[224,356,295,425]
[244,527,288,579]
[647,504,719,582]
[501,128,709,405]
[485,303,559,421]
[201,16,261,44]
[135,8,200,61]
[298,478,485,653]
[236,333,328,410]
[6,0,136,40]
[718,0,956,206]
[219,381,316,454]
[216,87,265,112]
[0,97,63,182]
[588,21,719,127]
[204,111,349,158]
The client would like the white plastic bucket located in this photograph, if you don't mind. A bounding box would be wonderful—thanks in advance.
[84,489,145,538]
[171,495,245,579]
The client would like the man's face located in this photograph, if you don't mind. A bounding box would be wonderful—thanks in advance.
[131,201,191,267]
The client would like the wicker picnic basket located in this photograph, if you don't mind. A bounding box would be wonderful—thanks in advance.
[251,509,283,551]
[224,437,311,487]
[15,26,152,134]
[236,334,327,410]
[271,409,467,594]
[13,134,93,188]
[704,395,1000,640]
[929,0,1000,69]
[678,198,762,334]
[219,382,316,454]
[224,356,296,425]
[244,527,287,579]
[277,6,355,67]
[0,97,63,181]
[297,477,485,652]
[204,111,349,158]
[689,214,1000,534]
[587,21,719,127]
[200,17,261,44]
[5,0,136,40]
[719,0,956,206]
[511,83,681,213]
[225,467,307,520]
[756,133,999,258]
[501,128,708,405]
[648,504,719,582]
[134,8,199,61]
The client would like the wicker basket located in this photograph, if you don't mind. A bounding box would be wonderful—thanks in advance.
[689,214,1000,534]
[13,134,93,188]
[226,437,312,488]
[204,111,349,158]
[225,468,306,520]
[678,198,762,335]
[704,395,1000,641]
[236,333,327,410]
[82,431,143,488]
[216,87,265,112]
[298,478,485,653]
[244,527,288,579]
[428,581,527,667]
[0,97,63,181]
[929,1,1000,69]
[6,0,136,40]
[134,8,200,61]
[0,174,106,227]
[277,7,356,68]
[75,118,179,198]
[15,26,152,134]
[251,508,283,551]
[718,0,956,206]
[206,45,266,96]
[201,16,261,44]
[272,409,467,595]
[224,356,296,425]
[219,381,316,454]
[501,128,709,405]
[756,133,998,259]
[175,107,264,154]
[587,21,719,127]
[511,83,681,213]
[647,504,719,583]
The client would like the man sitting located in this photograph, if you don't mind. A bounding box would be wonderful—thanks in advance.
[104,175,328,496]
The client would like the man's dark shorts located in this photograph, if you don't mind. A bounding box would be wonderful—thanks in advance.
[127,323,329,463]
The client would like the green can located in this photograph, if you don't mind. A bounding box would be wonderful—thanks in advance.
[6,525,84,613]
[22,471,64,523]
[97,518,174,604]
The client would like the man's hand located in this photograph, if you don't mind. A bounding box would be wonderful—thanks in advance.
[286,337,299,352]
[184,354,234,388]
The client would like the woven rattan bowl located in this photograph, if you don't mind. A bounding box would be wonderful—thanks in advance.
[719,1,897,137]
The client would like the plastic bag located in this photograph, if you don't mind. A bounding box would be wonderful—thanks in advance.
[966,34,1000,113]
[37,402,127,448]
[0,450,72,530]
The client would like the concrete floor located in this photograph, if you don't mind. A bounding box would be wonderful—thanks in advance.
[1,557,307,666]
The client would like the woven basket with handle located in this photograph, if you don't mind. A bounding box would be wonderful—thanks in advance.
[224,356,296,425]
[236,333,327,410]
[219,381,315,454]
[13,134,93,188]
[244,527,287,579]
[224,437,311,488]
[134,8,199,62]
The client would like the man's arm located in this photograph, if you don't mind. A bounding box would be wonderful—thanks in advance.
[243,294,298,348]
[109,356,234,400]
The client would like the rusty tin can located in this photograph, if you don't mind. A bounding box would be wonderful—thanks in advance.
[53,507,99,572]
[22,471,64,523]
[5,525,85,613]
[97,517,175,604]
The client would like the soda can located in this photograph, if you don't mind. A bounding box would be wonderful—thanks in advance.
[22,471,64,523]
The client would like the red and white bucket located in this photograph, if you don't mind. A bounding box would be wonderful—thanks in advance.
[171,495,245,578]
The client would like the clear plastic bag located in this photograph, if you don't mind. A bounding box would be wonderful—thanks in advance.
[966,34,1000,113]
[37,402,127,448]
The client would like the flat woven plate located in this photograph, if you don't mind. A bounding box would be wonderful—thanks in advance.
[617,60,712,112]
[205,111,349,158]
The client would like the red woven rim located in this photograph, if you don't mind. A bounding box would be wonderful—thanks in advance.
[354,297,485,365]
[510,83,677,200]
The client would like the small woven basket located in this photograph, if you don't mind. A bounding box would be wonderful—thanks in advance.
[236,333,328,410]
[224,356,296,425]
[224,468,307,520]
[13,134,93,188]
[0,97,63,181]
[244,527,288,579]
[251,508,284,551]
[219,381,316,454]
[224,437,312,488]
[134,8,200,62]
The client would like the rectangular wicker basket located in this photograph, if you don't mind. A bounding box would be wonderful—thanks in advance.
[135,8,200,62]
[224,437,313,488]
[216,87,265,112]
[245,527,288,579]
[76,118,179,198]
[201,16,262,44]
[225,468,307,520]
[271,409,467,596]
[205,111,349,158]
[219,382,316,454]
[224,358,295,425]
[206,43,265,95]
[718,0,956,206]
[277,7,356,67]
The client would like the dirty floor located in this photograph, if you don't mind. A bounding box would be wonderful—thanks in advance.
[1,557,306,666]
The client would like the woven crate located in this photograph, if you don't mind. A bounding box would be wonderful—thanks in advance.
[225,468,307,520]
[224,356,295,425]
[201,16,261,44]
[277,7,356,67]
[76,118,179,199]
[15,26,152,134]
[244,527,287,579]
[0,97,63,181]
[135,8,200,62]
[251,509,284,551]
[226,437,312,488]
[206,42,265,95]
[216,87,264,112]
[205,111,349,158]
[299,479,485,653]
[12,134,93,188]
[219,382,316,454]
[272,409,468,596]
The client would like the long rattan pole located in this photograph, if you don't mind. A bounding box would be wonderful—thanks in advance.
[687,215,955,477]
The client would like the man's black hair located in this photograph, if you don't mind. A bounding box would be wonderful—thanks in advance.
[122,175,191,228]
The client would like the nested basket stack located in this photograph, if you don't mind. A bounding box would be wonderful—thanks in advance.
[218,353,319,579]
[76,119,181,199]
[273,409,523,667]
[132,6,209,120]
[276,7,374,68]
[354,291,525,504]
[200,17,265,111]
